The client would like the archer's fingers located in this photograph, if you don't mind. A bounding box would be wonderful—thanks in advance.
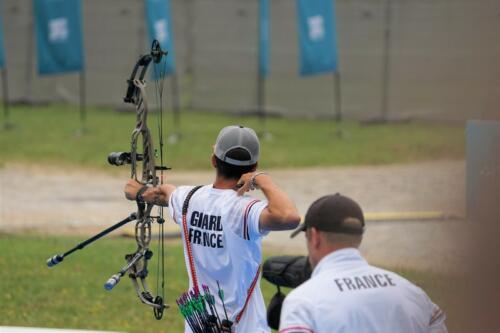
[236,183,249,196]
[124,179,140,200]
[125,179,139,188]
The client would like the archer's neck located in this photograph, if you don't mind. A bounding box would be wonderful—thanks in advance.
[213,175,238,190]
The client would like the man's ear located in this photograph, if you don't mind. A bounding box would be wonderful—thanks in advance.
[309,227,321,250]
[211,154,217,168]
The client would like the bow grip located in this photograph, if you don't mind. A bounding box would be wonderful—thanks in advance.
[46,254,64,267]
[104,274,122,291]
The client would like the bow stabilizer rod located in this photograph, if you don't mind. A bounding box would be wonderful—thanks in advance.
[46,213,137,267]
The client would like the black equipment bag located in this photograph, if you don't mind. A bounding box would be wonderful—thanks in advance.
[263,256,312,330]
[262,255,312,288]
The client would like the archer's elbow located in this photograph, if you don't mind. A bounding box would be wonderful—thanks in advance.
[272,209,301,230]
[286,211,301,229]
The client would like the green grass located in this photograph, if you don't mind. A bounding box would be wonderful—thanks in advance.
[0,234,464,333]
[0,105,464,170]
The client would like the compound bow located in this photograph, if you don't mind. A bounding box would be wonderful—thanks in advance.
[46,40,170,320]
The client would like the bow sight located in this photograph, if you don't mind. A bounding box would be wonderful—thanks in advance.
[108,152,143,166]
[45,40,170,320]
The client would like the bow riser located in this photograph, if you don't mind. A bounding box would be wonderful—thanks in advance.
[130,82,157,187]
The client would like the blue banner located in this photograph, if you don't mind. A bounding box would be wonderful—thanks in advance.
[145,0,175,78]
[0,9,5,69]
[296,0,339,76]
[33,0,84,75]
[258,0,270,77]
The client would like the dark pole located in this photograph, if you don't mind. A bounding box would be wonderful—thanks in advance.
[257,0,269,139]
[25,4,34,103]
[333,72,342,122]
[79,71,86,132]
[257,72,266,134]
[2,67,10,128]
[381,0,393,122]
[171,72,181,139]
[184,0,195,109]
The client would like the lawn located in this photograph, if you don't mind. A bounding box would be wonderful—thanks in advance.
[0,234,465,333]
[0,105,464,170]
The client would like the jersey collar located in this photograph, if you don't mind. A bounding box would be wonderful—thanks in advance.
[312,248,367,278]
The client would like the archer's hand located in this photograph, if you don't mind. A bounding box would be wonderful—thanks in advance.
[124,179,142,200]
[236,172,270,196]
[236,172,255,196]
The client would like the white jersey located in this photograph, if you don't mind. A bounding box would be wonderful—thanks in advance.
[279,248,447,333]
[168,184,271,333]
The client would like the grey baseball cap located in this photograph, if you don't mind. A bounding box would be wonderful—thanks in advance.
[214,125,260,166]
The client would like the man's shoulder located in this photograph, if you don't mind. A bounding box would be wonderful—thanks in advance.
[237,193,264,203]
[170,185,208,209]
[285,273,324,303]
[229,194,268,217]
[173,185,206,198]
[369,265,422,287]
[363,264,430,300]
[173,184,199,193]
[285,263,431,309]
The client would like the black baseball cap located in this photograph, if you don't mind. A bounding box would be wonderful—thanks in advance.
[290,193,365,238]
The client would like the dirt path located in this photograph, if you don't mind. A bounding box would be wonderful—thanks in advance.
[0,160,466,271]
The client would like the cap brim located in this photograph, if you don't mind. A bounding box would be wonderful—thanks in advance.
[290,223,307,238]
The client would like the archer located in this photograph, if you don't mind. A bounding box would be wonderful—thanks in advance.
[125,125,301,332]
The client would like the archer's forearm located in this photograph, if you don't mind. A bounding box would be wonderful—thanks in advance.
[257,175,300,229]
[141,184,176,207]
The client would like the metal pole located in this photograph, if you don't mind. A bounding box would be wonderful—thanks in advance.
[257,0,269,138]
[138,0,145,57]
[333,72,342,122]
[381,0,393,121]
[184,0,195,109]
[257,72,267,134]
[2,67,10,128]
[171,72,181,137]
[79,71,86,132]
[25,3,34,103]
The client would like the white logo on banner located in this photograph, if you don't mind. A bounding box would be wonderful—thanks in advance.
[307,15,325,41]
[154,19,169,42]
[48,18,69,43]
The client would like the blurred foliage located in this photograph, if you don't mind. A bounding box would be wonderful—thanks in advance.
[0,234,465,333]
[0,105,464,170]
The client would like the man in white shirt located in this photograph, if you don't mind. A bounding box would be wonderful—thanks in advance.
[279,194,448,333]
[125,125,300,333]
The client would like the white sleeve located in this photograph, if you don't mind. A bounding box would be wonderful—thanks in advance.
[245,199,269,240]
[167,186,188,225]
[279,295,315,333]
[429,301,448,333]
